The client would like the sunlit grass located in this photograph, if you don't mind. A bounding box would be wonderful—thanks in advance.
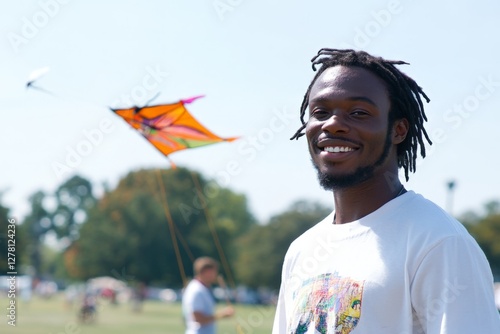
[0,294,275,334]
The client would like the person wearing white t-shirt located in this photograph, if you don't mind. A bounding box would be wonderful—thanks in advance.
[182,257,234,334]
[273,49,500,333]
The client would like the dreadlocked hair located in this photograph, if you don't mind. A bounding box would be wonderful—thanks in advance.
[291,48,432,181]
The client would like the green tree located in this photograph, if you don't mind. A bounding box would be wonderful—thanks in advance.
[72,167,256,287]
[18,191,53,278]
[52,175,96,242]
[235,200,331,289]
[462,200,500,278]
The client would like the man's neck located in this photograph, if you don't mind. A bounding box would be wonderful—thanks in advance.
[332,179,405,224]
[195,276,211,288]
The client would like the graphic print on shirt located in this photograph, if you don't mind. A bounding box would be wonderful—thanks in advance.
[289,272,364,334]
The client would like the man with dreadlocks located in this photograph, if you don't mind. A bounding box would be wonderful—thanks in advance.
[272,49,500,334]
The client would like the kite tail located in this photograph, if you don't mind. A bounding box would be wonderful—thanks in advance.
[167,156,177,169]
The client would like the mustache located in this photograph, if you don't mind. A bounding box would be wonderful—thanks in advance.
[314,135,362,147]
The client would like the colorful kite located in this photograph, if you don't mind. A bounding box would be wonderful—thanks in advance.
[112,95,240,293]
[111,96,238,166]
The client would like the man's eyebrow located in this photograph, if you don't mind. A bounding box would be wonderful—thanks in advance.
[309,96,378,107]
[347,96,378,106]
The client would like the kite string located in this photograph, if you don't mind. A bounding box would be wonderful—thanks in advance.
[174,224,195,262]
[189,172,236,289]
[217,275,245,334]
[146,170,195,262]
[155,169,188,287]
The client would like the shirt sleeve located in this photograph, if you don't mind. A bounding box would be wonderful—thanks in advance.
[410,234,500,333]
[191,293,204,313]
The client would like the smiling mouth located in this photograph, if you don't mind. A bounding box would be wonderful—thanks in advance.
[322,146,356,153]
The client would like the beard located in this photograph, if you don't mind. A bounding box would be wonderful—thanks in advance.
[313,128,393,191]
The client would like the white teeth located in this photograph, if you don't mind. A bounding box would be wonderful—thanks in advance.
[324,146,353,153]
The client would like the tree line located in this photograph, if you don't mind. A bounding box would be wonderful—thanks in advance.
[1,167,499,289]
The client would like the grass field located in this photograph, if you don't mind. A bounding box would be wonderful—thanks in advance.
[0,294,275,334]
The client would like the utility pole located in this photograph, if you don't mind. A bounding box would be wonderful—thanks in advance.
[446,180,456,215]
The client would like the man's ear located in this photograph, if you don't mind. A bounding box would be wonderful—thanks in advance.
[393,118,409,144]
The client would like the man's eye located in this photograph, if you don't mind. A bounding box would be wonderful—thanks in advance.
[311,109,329,117]
[351,109,369,116]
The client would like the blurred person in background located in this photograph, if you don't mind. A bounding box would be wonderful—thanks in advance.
[182,257,234,334]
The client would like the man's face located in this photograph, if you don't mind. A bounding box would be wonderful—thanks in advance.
[204,267,219,284]
[305,65,397,190]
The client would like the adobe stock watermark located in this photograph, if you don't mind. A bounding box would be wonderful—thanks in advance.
[51,65,169,180]
[109,65,169,108]
[48,321,81,334]
[110,268,135,285]
[177,106,295,224]
[441,75,499,130]
[381,73,499,187]
[221,306,275,334]
[287,233,341,293]
[213,0,243,21]
[417,74,499,168]
[400,278,467,334]
[7,0,73,54]
[47,268,130,334]
[51,118,115,180]
[339,0,403,50]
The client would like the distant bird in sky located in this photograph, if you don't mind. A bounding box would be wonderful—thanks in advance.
[26,66,54,95]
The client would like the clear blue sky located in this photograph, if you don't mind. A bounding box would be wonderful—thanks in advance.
[1,0,499,223]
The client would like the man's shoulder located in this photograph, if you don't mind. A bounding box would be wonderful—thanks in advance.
[394,191,477,250]
[184,279,205,295]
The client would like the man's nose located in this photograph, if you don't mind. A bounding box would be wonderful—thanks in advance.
[321,113,349,134]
